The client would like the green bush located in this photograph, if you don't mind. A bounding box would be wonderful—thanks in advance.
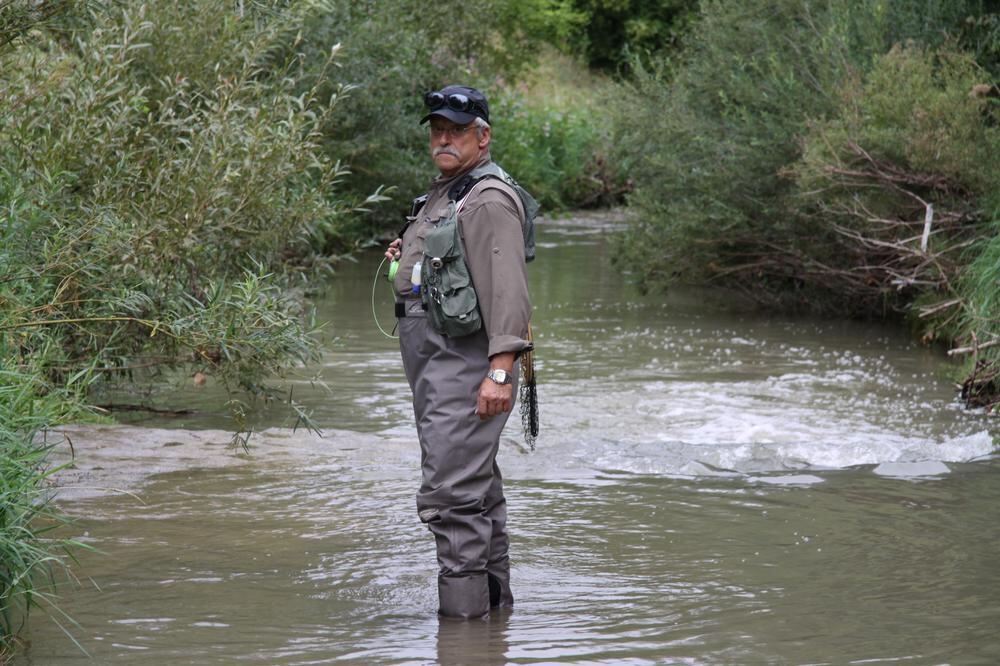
[787,42,1000,413]
[0,1,360,398]
[791,44,1000,315]
[610,0,861,300]
[611,0,1000,306]
[491,93,620,210]
[566,0,697,73]
[608,0,1000,407]
[277,0,585,225]
[1,1,356,651]
[0,0,78,50]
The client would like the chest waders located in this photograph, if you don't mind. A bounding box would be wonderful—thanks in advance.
[397,175,522,619]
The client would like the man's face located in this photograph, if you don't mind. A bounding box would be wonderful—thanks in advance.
[428,118,490,177]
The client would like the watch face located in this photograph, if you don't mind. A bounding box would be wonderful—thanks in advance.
[490,369,508,384]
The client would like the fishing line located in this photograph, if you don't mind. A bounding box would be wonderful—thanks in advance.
[371,255,399,339]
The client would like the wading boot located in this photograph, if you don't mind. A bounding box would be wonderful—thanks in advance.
[487,567,513,608]
[438,573,490,619]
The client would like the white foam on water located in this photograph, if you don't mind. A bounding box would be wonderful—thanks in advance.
[522,332,998,479]
[577,430,995,477]
[873,461,951,478]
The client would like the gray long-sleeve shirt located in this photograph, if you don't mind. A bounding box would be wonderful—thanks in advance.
[395,155,532,357]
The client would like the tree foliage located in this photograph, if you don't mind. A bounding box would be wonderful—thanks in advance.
[0,2,364,404]
[567,0,697,72]
[276,0,587,223]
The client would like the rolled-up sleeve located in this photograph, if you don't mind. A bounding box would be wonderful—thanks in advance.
[459,187,532,357]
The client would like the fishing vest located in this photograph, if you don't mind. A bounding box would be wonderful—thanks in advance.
[421,197,482,337]
[408,163,539,337]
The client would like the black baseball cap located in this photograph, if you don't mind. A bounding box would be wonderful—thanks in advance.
[420,85,490,125]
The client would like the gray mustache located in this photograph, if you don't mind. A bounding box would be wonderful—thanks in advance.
[433,147,460,158]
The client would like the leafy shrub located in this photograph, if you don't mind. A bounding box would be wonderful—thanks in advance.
[277,0,584,225]
[567,0,697,73]
[0,0,78,50]
[491,93,621,210]
[610,0,862,300]
[1,2,360,649]
[789,42,1000,413]
[791,44,1000,316]
[0,2,361,399]
[608,0,1000,407]
[611,0,1000,306]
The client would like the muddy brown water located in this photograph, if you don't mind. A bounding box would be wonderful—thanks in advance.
[22,212,1000,664]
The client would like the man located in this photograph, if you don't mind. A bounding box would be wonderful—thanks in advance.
[384,85,532,619]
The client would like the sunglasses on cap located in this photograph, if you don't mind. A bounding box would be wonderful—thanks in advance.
[424,90,487,118]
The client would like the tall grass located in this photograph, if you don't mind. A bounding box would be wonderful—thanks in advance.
[957,216,1000,412]
[0,370,92,661]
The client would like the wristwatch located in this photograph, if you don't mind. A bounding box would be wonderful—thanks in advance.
[486,368,512,385]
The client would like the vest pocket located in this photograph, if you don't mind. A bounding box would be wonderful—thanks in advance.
[424,223,455,260]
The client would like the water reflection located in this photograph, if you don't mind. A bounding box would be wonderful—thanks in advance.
[436,612,510,666]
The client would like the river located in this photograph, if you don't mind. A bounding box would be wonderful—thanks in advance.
[23,212,1000,664]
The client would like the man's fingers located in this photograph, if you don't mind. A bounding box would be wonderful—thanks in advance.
[385,239,402,261]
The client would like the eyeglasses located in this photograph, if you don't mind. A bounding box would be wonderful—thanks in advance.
[429,124,476,139]
[424,90,486,118]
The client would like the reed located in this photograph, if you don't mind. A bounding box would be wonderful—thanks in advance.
[0,370,90,661]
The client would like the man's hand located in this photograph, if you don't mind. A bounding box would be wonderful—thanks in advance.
[477,377,513,420]
[476,352,516,420]
[385,238,401,261]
